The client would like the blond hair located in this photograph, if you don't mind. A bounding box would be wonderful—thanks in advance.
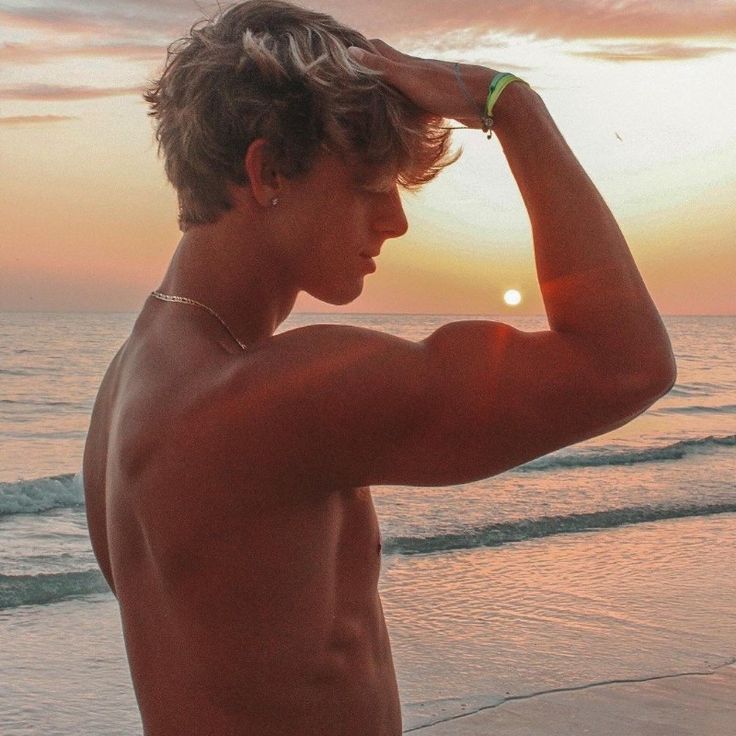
[144,0,458,229]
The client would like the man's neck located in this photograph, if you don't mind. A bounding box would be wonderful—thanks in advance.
[157,214,300,347]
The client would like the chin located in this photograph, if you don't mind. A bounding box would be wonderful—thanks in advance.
[321,291,362,307]
[306,281,363,306]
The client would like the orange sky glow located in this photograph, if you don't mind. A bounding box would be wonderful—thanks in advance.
[1,0,734,314]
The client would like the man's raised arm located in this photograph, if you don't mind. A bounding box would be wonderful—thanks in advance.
[269,47,676,490]
[493,82,675,385]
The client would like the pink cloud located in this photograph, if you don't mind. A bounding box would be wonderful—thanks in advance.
[2,1,735,44]
[0,84,143,101]
[0,114,78,125]
[569,42,736,63]
[0,41,164,64]
[0,7,109,34]
[327,0,736,41]
[0,3,188,38]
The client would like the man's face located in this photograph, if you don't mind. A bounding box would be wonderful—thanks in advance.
[281,151,409,305]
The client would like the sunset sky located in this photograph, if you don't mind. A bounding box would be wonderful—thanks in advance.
[1,0,734,315]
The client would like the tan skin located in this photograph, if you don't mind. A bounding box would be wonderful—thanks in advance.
[84,40,676,736]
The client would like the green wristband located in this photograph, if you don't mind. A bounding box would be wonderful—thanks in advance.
[482,73,530,139]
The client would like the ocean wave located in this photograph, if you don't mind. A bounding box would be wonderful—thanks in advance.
[5,506,736,607]
[518,434,736,472]
[2,435,733,517]
[668,382,721,397]
[383,502,736,556]
[0,473,83,516]
[0,570,110,610]
[656,404,736,415]
[0,398,90,410]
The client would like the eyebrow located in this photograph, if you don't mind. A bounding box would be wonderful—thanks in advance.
[354,167,399,191]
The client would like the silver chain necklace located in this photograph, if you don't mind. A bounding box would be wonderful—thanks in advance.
[150,291,247,351]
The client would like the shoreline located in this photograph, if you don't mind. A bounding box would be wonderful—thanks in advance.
[413,662,736,735]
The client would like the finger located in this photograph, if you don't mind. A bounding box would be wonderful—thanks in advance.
[347,46,394,77]
[367,39,407,63]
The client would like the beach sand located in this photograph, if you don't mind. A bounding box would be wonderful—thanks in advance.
[416,663,736,735]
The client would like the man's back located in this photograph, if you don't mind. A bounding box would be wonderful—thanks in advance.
[83,311,402,735]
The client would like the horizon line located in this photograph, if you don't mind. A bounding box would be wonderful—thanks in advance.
[1,310,734,318]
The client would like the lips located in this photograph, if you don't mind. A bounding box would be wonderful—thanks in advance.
[360,254,377,272]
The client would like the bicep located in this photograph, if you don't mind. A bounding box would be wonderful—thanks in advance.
[365,320,648,487]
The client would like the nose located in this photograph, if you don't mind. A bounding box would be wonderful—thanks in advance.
[374,186,408,239]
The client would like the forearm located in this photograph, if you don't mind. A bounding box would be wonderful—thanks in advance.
[489,82,674,378]
[352,42,675,386]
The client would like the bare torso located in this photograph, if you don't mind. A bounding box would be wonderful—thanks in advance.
[80,38,679,736]
[83,306,401,735]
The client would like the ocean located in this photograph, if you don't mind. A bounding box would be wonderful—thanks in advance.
[1,312,734,734]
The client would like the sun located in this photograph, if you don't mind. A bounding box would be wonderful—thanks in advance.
[503,289,522,306]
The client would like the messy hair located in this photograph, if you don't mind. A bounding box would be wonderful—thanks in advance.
[144,0,459,230]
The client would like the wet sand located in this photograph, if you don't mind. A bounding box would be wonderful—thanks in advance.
[416,663,736,735]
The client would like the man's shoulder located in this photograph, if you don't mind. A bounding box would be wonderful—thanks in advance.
[262,322,415,355]
[201,322,429,488]
[224,322,424,387]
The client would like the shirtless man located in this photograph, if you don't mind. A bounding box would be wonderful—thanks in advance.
[82,1,676,734]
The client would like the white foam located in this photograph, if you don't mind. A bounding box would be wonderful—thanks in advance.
[0,472,83,516]
[0,569,110,609]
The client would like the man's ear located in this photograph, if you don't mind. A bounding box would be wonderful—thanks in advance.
[244,138,281,207]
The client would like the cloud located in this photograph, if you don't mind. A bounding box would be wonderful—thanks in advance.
[394,30,531,71]
[2,1,736,45]
[0,6,112,34]
[569,42,736,63]
[0,114,78,125]
[319,0,736,42]
[0,41,165,64]
[0,2,197,37]
[0,84,143,100]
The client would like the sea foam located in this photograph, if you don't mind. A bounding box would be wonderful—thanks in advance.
[383,502,736,556]
[0,570,110,610]
[518,434,735,472]
[0,473,83,516]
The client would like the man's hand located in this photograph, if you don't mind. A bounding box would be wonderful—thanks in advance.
[348,39,499,128]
